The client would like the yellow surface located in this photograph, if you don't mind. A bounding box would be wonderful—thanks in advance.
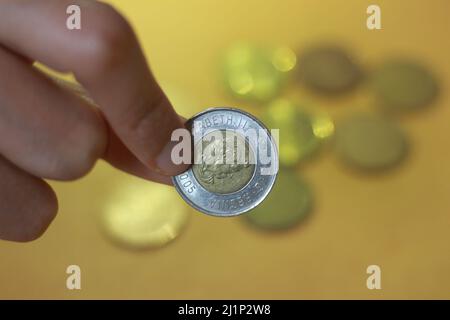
[1,0,450,299]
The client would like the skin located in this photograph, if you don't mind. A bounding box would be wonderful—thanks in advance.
[0,0,190,242]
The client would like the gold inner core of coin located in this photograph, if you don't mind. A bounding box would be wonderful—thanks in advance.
[192,130,256,194]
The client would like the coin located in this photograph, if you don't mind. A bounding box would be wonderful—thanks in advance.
[244,168,312,230]
[263,99,334,166]
[173,107,279,216]
[296,45,362,94]
[100,178,190,249]
[335,113,408,170]
[221,44,285,102]
[371,60,438,111]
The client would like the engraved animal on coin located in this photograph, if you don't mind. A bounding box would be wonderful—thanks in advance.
[193,130,255,194]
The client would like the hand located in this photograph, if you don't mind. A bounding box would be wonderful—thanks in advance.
[0,0,189,242]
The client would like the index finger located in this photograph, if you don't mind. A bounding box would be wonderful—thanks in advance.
[0,0,188,175]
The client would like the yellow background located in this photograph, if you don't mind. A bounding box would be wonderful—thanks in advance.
[1,0,450,299]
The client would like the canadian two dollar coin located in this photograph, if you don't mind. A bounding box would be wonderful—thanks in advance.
[172,107,279,216]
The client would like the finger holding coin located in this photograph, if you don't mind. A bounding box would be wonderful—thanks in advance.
[173,108,279,216]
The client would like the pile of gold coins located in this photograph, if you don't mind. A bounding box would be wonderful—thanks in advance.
[221,42,438,231]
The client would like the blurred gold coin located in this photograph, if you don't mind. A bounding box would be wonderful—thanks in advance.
[371,60,438,111]
[222,44,288,102]
[100,179,189,249]
[263,99,334,166]
[272,46,297,72]
[244,168,312,230]
[296,45,362,94]
[335,113,408,170]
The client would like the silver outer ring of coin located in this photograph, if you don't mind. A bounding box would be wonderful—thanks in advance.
[172,107,279,217]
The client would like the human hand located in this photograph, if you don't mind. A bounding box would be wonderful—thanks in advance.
[0,0,189,241]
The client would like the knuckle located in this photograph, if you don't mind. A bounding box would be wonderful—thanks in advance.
[81,3,134,75]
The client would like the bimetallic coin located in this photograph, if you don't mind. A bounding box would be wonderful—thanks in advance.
[335,113,408,170]
[371,60,438,111]
[245,169,312,230]
[173,108,278,216]
[263,99,334,166]
[222,44,287,102]
[296,45,362,94]
[100,178,189,249]
[192,130,256,194]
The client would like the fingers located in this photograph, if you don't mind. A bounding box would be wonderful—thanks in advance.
[0,0,189,176]
[0,46,106,180]
[0,155,57,242]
